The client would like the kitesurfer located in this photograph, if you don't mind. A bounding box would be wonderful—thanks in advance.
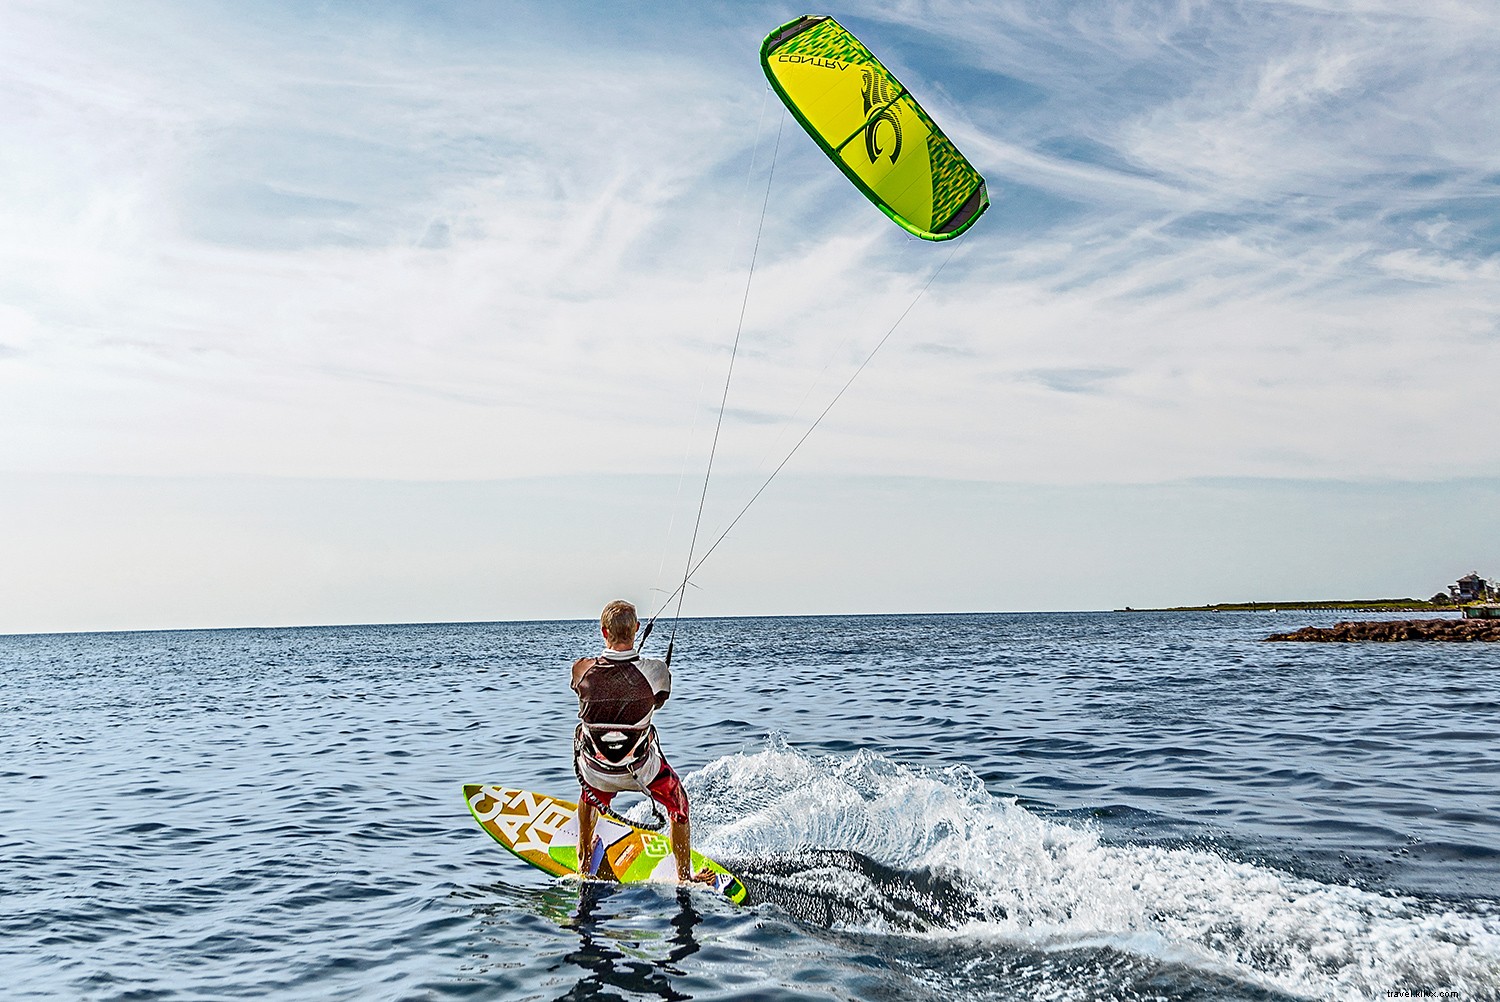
[572,600,713,884]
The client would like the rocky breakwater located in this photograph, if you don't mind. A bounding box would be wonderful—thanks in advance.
[1266,619,1500,642]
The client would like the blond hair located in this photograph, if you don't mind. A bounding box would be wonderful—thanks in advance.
[600,600,639,645]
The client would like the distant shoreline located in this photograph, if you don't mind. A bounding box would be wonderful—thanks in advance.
[1118,599,1452,613]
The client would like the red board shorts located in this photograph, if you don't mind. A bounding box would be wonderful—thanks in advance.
[580,759,690,825]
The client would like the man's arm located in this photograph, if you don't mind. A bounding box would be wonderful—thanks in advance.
[640,658,671,708]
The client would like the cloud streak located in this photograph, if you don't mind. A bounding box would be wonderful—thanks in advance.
[2,2,1497,482]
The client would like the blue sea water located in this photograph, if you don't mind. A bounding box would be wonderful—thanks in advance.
[2,611,1498,1001]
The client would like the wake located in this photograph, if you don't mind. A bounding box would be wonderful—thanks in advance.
[672,736,1500,1002]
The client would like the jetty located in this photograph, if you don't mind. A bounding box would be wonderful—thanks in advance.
[1265,620,1500,643]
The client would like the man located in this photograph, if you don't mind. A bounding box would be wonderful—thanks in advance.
[572,600,711,883]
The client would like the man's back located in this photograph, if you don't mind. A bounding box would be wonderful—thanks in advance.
[573,653,670,726]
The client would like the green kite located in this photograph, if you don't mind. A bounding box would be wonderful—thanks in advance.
[761,15,989,240]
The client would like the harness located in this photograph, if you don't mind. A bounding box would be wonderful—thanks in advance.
[572,724,667,831]
[574,721,658,775]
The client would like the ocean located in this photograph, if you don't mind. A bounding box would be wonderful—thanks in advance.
[3,611,1497,1001]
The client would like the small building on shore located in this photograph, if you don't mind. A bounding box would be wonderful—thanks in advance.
[1449,572,1497,603]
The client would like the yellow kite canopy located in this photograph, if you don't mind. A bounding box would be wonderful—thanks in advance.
[760,15,989,241]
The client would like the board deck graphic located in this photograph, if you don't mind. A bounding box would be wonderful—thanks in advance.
[463,784,747,904]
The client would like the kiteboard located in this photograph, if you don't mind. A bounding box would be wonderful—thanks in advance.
[463,784,747,904]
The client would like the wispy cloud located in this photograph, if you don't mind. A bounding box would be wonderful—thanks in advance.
[1015,367,1130,395]
[1,0,1497,493]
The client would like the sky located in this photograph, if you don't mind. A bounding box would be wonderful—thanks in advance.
[2,0,1498,634]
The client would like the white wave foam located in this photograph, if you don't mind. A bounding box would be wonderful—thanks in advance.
[688,737,1500,1002]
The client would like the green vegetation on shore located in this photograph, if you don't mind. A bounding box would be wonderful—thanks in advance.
[1121,599,1445,613]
